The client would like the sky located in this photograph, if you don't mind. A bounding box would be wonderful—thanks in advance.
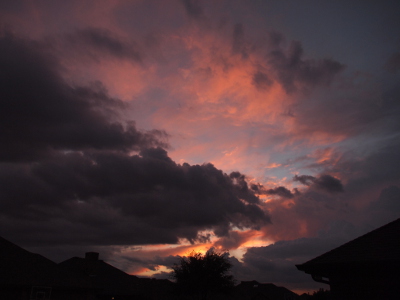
[1,0,400,294]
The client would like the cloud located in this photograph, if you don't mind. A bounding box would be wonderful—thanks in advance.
[64,27,143,62]
[294,174,344,194]
[0,141,270,248]
[264,187,294,199]
[0,34,165,162]
[213,230,255,250]
[2,2,400,293]
[138,231,353,291]
[267,40,345,93]
[0,33,270,249]
[370,185,400,211]
[180,0,204,20]
[122,254,180,273]
[232,23,249,59]
[258,138,400,244]
[252,71,273,90]
[229,172,260,204]
[236,229,352,291]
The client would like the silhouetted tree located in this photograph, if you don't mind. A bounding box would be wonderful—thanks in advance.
[311,288,331,300]
[171,249,235,300]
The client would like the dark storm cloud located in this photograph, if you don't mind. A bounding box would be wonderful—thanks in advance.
[180,0,204,20]
[267,40,345,93]
[0,33,269,247]
[0,149,270,246]
[63,27,143,62]
[294,174,343,194]
[229,172,259,204]
[0,34,164,161]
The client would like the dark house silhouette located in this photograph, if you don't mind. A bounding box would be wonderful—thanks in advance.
[59,252,175,300]
[296,218,400,300]
[0,235,174,300]
[0,236,93,300]
[233,280,299,300]
[59,252,141,299]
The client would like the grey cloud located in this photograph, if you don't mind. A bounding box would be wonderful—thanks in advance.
[237,239,338,290]
[64,27,143,62]
[293,175,315,186]
[181,0,204,20]
[213,231,250,250]
[0,33,270,250]
[252,71,273,90]
[232,23,249,59]
[244,236,343,263]
[314,174,344,193]
[266,31,284,49]
[268,40,345,93]
[259,141,400,243]
[265,187,294,199]
[231,221,360,291]
[0,149,270,246]
[0,34,165,162]
[294,174,343,194]
[229,172,260,204]
[290,85,400,139]
[330,142,400,206]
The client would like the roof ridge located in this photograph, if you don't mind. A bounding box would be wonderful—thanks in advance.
[297,217,400,268]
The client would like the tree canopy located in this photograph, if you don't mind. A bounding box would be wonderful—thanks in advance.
[171,249,235,299]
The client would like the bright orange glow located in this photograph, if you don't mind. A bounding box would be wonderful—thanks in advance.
[239,231,272,248]
[136,265,170,277]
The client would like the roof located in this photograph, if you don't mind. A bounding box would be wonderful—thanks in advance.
[59,254,141,295]
[0,235,89,288]
[296,218,400,276]
[235,280,299,299]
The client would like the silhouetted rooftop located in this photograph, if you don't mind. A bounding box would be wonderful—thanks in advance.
[59,253,141,296]
[0,235,89,288]
[235,280,299,299]
[296,218,400,275]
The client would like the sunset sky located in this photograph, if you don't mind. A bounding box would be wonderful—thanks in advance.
[1,0,400,293]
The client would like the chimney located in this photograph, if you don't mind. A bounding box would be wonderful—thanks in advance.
[85,252,99,261]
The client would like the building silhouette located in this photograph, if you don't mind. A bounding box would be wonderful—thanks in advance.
[296,218,400,299]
